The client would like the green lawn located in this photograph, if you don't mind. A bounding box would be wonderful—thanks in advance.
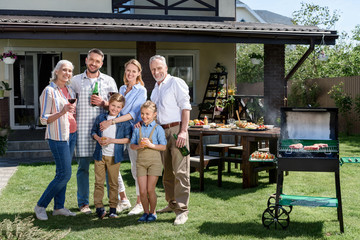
[1,134,360,239]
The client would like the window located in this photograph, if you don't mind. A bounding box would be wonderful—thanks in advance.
[113,0,134,14]
[80,51,198,102]
[163,54,196,103]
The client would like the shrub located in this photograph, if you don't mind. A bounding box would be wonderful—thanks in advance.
[0,216,70,240]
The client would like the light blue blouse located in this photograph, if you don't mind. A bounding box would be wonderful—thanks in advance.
[119,83,147,125]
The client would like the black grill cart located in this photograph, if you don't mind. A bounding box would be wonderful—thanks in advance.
[262,107,344,233]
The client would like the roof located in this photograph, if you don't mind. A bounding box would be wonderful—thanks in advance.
[254,10,293,25]
[0,11,338,45]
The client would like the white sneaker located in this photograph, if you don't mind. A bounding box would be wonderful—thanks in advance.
[116,199,132,213]
[53,208,76,216]
[128,203,143,216]
[34,205,48,220]
[174,212,188,226]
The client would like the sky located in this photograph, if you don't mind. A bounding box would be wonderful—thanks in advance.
[241,0,359,37]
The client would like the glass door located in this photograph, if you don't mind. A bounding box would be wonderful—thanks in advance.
[10,53,37,129]
[10,53,60,129]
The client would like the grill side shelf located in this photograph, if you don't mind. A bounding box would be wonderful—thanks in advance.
[279,194,338,207]
[340,157,360,165]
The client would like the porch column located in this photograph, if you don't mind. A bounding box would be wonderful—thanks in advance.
[264,44,285,125]
[136,41,156,97]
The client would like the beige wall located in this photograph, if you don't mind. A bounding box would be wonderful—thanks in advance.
[1,0,235,17]
[134,0,235,17]
[0,39,235,119]
[158,42,235,119]
[0,0,112,13]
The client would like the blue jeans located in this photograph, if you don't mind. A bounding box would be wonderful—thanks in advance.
[76,157,92,208]
[37,132,77,209]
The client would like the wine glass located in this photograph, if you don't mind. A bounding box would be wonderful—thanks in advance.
[68,93,78,104]
[227,118,236,127]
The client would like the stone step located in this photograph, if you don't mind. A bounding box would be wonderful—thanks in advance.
[7,140,50,151]
[4,149,53,159]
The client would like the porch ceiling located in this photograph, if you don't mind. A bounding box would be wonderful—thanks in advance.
[0,11,338,45]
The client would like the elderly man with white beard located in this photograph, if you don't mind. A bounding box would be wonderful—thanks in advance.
[149,55,192,226]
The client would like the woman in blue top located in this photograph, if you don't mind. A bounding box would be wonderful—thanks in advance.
[100,59,147,215]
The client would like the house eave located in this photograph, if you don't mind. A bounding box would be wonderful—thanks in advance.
[0,13,338,45]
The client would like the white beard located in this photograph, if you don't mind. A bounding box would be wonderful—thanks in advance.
[154,73,166,82]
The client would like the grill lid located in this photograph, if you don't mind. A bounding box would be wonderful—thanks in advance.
[280,107,338,140]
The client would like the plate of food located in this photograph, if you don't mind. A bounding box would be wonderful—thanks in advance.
[216,126,231,131]
[245,124,267,131]
[189,125,203,128]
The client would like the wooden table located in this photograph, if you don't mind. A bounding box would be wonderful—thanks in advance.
[188,127,280,190]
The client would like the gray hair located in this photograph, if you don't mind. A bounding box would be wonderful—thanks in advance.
[50,60,74,83]
[149,55,167,67]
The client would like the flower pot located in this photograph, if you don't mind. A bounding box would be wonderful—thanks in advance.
[2,57,15,64]
[215,106,223,112]
[250,58,261,65]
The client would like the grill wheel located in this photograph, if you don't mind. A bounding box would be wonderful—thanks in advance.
[262,206,290,230]
[267,195,293,214]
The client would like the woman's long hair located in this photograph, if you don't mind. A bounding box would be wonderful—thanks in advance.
[123,59,144,86]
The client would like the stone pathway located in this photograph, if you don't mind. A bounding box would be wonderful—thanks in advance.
[0,157,53,194]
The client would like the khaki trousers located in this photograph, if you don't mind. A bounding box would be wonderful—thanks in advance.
[94,155,120,209]
[162,125,190,215]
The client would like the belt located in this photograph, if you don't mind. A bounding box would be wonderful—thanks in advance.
[161,122,181,129]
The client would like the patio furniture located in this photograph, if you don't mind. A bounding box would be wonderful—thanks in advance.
[188,127,279,191]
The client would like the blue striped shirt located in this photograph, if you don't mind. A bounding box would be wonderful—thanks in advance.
[39,82,76,141]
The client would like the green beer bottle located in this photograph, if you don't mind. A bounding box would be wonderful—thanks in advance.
[173,134,190,156]
[91,82,99,107]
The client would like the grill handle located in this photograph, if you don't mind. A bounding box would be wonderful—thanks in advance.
[285,148,293,154]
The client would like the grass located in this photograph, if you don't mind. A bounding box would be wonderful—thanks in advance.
[1,134,360,239]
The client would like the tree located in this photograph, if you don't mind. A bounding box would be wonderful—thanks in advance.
[292,2,340,29]
[328,82,353,135]
[236,2,360,116]
[236,44,263,83]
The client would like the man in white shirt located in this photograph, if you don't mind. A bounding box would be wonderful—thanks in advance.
[70,48,118,214]
[149,55,192,225]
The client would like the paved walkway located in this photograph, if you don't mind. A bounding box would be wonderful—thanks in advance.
[0,157,53,194]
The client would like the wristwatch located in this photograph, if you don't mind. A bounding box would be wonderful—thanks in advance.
[112,119,116,125]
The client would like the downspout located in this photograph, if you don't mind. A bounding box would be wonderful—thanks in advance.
[283,38,315,106]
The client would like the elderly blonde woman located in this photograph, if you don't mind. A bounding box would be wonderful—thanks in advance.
[34,60,77,220]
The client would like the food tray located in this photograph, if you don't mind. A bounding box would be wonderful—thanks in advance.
[189,125,203,128]
[216,128,231,131]
[249,157,276,163]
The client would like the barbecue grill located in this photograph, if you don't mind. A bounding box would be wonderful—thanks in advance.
[262,107,344,233]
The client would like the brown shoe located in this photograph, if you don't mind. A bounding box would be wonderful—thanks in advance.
[156,205,173,213]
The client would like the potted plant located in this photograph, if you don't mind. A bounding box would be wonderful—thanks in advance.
[248,52,263,65]
[0,51,17,64]
[0,122,10,156]
[0,81,12,98]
